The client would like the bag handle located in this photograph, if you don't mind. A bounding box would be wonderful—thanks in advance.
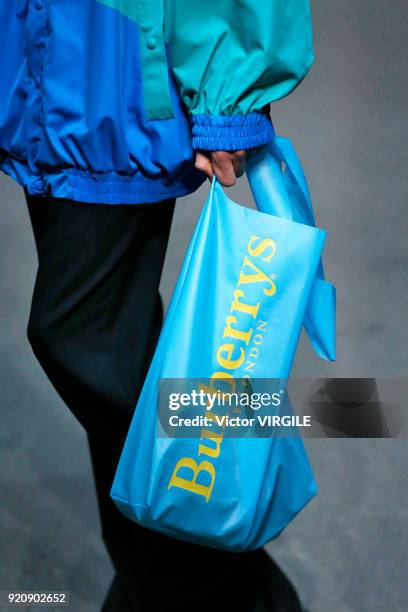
[246,137,336,362]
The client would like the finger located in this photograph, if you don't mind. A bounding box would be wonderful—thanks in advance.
[195,152,214,179]
[211,151,236,187]
[231,150,246,178]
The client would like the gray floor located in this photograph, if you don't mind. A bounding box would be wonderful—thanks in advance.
[1,1,407,611]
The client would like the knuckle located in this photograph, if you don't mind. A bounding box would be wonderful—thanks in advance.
[215,151,229,161]
[220,176,236,187]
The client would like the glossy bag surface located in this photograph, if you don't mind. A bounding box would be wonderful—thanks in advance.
[111,137,334,551]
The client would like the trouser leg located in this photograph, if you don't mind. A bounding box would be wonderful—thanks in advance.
[25,194,174,610]
[25,193,303,612]
[26,194,173,434]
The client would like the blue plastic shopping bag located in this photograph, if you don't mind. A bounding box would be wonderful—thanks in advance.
[110,136,336,551]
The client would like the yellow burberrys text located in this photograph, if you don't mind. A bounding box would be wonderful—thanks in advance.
[168,235,277,502]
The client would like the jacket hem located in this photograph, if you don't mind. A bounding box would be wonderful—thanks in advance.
[0,155,205,204]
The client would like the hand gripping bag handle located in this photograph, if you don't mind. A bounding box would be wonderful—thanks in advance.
[246,136,336,361]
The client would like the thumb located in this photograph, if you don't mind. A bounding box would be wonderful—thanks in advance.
[195,152,214,180]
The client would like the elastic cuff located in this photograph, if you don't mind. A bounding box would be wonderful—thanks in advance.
[191,112,275,151]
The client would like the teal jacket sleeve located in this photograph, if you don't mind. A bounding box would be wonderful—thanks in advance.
[165,0,314,150]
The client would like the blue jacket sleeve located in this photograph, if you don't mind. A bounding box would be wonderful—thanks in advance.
[165,0,314,150]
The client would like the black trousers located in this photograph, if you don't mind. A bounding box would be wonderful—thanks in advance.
[25,193,303,612]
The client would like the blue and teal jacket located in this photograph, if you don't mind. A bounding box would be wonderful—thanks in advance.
[0,1,313,204]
